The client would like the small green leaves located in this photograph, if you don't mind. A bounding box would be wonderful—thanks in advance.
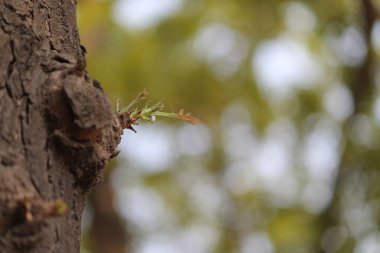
[116,90,199,132]
[118,89,149,114]
[153,109,200,125]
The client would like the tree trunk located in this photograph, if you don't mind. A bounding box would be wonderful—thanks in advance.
[0,1,122,252]
[315,1,377,252]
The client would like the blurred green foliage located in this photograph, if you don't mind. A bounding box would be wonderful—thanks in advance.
[78,0,380,252]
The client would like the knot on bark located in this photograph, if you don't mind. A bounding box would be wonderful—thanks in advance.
[52,130,108,188]
[46,67,121,188]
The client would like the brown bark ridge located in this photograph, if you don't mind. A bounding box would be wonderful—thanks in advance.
[0,1,123,252]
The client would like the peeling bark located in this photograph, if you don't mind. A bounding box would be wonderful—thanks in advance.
[0,1,122,252]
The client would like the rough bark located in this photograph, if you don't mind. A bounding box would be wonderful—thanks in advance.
[0,1,122,252]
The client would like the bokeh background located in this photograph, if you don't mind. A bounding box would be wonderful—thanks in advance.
[77,0,380,252]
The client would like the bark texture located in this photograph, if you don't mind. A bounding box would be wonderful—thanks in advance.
[0,1,122,252]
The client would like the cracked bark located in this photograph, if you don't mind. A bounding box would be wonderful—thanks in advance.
[0,1,123,252]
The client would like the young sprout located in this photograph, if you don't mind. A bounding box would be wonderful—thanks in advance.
[116,90,199,132]
[117,89,149,114]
